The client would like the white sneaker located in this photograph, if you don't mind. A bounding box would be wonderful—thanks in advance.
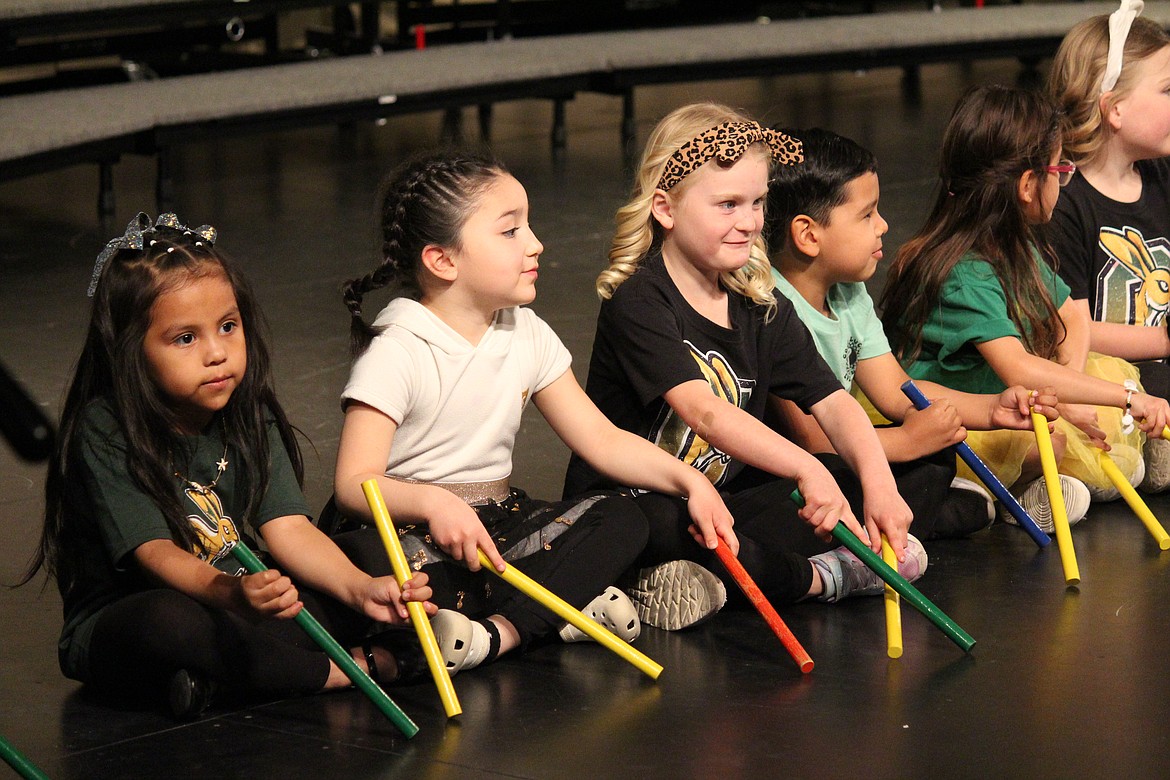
[625,560,727,630]
[1009,476,1091,534]
[558,586,641,643]
[1141,436,1170,493]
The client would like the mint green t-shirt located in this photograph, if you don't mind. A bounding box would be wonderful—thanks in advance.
[901,250,1070,394]
[772,270,891,390]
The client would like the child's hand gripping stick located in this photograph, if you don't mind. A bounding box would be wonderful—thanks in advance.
[789,489,976,652]
[361,479,462,718]
[229,541,420,738]
[474,549,663,680]
[901,380,1050,548]
[1097,451,1170,551]
[713,539,814,673]
[1031,411,1080,586]
[881,535,903,660]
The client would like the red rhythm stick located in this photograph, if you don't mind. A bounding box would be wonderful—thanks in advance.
[713,539,814,673]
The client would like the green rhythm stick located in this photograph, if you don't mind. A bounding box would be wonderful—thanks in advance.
[789,489,975,653]
[229,541,419,738]
[0,733,49,780]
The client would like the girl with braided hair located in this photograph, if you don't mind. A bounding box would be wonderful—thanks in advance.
[333,152,735,674]
[28,213,434,720]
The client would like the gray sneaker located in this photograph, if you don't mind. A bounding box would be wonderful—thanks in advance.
[626,560,727,630]
[810,533,927,603]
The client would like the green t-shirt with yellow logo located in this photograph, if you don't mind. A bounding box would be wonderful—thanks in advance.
[58,398,309,680]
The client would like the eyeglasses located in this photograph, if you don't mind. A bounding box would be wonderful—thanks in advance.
[1043,160,1077,187]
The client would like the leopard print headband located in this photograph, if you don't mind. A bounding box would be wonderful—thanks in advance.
[657,121,804,192]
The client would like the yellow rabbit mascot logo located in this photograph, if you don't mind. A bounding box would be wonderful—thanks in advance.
[184,486,242,568]
[1099,226,1170,326]
[650,341,754,486]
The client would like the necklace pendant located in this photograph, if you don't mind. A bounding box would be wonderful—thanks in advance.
[216,457,229,473]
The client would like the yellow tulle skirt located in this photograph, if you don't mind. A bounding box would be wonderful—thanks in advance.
[856,353,1145,496]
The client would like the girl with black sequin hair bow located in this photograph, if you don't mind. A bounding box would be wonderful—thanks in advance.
[25,213,433,719]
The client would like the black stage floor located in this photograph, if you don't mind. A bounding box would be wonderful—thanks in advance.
[4,59,1170,779]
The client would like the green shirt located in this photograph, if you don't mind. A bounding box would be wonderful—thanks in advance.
[58,399,309,680]
[903,250,1070,394]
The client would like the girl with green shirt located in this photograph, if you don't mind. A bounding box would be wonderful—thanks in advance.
[881,85,1170,531]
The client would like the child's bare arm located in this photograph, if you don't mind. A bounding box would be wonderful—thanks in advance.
[133,539,301,620]
[1057,297,1091,372]
[768,394,834,453]
[261,515,434,623]
[1077,297,1170,361]
[534,371,738,552]
[809,390,914,559]
[658,379,869,544]
[333,401,506,572]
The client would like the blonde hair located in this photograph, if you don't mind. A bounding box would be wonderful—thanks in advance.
[1049,15,1170,164]
[597,102,778,317]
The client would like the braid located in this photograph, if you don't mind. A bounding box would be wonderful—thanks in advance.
[345,151,508,356]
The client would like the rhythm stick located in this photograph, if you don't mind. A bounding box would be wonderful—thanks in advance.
[230,542,419,738]
[788,490,976,652]
[881,536,903,660]
[1031,412,1080,586]
[361,479,462,717]
[1097,451,1170,551]
[0,734,48,780]
[475,550,663,679]
[901,380,1050,548]
[712,539,814,673]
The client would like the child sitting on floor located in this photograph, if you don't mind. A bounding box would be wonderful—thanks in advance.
[332,151,737,673]
[564,102,926,608]
[767,126,1058,537]
[25,213,434,720]
[881,85,1170,529]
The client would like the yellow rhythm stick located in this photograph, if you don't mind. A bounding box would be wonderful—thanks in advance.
[1032,411,1080,585]
[881,535,903,660]
[360,479,462,718]
[475,549,664,680]
[1097,451,1170,551]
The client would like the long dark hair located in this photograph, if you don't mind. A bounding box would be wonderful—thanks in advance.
[343,151,508,356]
[27,221,303,596]
[880,85,1065,364]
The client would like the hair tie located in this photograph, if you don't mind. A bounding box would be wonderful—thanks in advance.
[1102,0,1144,93]
[87,212,218,298]
[657,121,803,192]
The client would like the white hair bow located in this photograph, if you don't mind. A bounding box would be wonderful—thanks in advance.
[1102,0,1145,93]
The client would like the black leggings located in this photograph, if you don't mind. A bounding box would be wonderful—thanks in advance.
[82,529,387,698]
[340,490,648,648]
[632,452,948,605]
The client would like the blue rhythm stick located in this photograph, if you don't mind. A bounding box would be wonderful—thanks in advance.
[901,380,1050,548]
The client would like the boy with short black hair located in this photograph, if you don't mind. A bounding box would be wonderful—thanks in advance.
[767,127,1061,537]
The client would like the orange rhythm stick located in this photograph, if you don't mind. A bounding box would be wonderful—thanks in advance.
[713,540,813,673]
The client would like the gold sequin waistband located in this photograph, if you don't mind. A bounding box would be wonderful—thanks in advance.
[388,476,511,506]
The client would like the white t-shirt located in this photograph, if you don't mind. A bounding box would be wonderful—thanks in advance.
[341,298,572,483]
